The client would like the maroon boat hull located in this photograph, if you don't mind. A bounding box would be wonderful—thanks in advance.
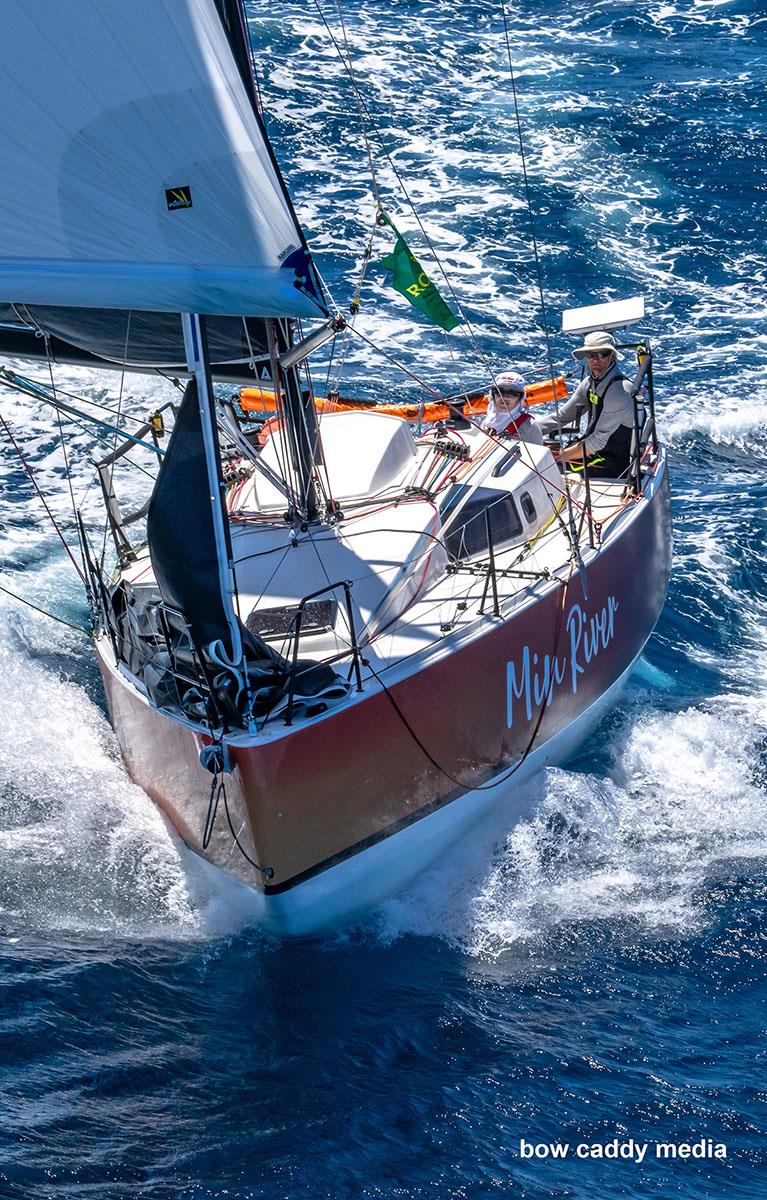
[98,459,671,896]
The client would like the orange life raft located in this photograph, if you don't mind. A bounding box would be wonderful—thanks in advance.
[239,376,568,422]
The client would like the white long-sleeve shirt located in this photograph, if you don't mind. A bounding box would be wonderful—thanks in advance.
[483,399,544,444]
[540,361,634,454]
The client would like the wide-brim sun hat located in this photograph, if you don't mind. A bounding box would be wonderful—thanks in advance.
[572,330,623,361]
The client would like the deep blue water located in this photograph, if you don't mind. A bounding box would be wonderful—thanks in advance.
[1,1,766,1197]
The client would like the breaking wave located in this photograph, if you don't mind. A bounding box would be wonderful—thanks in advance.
[0,584,258,942]
[374,689,767,957]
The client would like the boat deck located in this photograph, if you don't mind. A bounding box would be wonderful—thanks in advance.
[113,413,650,737]
[339,474,633,679]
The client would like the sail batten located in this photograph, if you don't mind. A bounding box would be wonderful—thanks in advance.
[0,0,324,317]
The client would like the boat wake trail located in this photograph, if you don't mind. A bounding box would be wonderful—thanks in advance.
[375,692,767,959]
[0,605,257,942]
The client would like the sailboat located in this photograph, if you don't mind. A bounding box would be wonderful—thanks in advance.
[0,0,670,934]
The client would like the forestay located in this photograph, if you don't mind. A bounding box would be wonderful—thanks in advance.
[0,0,323,318]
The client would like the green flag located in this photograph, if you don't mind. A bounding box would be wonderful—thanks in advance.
[379,215,460,333]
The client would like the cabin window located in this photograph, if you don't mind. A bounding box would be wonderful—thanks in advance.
[441,486,523,561]
[520,491,537,523]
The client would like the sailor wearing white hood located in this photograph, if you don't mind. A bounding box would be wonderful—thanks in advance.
[483,371,543,444]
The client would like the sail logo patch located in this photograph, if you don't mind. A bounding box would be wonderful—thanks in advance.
[165,185,192,211]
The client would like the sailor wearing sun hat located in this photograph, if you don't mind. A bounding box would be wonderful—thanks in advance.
[539,330,634,477]
[483,370,543,444]
[572,330,624,362]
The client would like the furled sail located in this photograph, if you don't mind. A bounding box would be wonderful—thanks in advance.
[146,379,239,653]
[0,0,325,318]
[145,372,350,723]
[0,305,272,383]
[145,375,301,727]
[146,378,282,667]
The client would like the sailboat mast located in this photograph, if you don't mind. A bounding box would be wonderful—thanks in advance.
[214,0,262,112]
[181,312,244,665]
[267,318,320,523]
[214,0,320,287]
[215,0,326,525]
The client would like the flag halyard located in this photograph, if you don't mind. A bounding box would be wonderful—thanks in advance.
[379,214,459,332]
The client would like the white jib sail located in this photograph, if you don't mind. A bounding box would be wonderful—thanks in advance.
[0,0,322,317]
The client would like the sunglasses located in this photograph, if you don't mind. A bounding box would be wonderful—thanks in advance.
[493,387,524,398]
[586,350,613,360]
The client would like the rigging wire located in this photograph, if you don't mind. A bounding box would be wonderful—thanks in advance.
[2,373,155,428]
[347,326,447,401]
[243,541,294,618]
[287,320,331,515]
[498,1,573,454]
[43,339,80,534]
[333,328,597,535]
[153,366,186,393]
[230,1,587,561]
[342,327,593,521]
[331,0,383,210]
[0,579,89,634]
[311,0,497,383]
[327,218,378,396]
[498,0,583,557]
[247,4,577,529]
[323,329,338,396]
[34,402,158,482]
[100,312,132,563]
[313,0,587,554]
[0,410,86,584]
[299,353,334,509]
[264,319,301,514]
[272,318,302,514]
[0,370,166,460]
[499,2,558,389]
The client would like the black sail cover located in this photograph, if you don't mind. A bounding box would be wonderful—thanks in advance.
[146,378,280,673]
[146,379,349,722]
[147,378,237,652]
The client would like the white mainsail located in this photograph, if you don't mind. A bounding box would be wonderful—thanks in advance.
[0,0,322,317]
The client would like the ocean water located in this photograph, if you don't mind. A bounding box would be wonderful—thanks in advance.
[1,1,766,1197]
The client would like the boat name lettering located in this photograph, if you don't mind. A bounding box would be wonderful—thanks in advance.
[506,596,619,727]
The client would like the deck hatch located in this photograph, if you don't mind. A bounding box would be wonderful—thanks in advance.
[246,598,337,640]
